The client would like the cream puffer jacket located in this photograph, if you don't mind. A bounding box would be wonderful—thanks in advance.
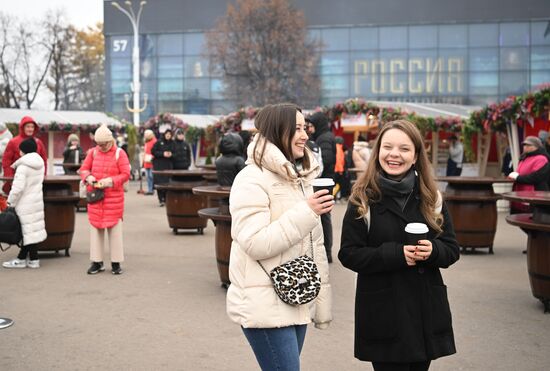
[7,152,47,245]
[227,136,332,329]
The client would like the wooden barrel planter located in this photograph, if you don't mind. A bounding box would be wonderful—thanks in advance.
[194,186,232,288]
[503,191,550,313]
[198,207,232,288]
[37,177,80,256]
[439,177,513,254]
[156,182,208,234]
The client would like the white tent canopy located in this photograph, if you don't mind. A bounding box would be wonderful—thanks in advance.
[173,114,222,128]
[0,108,123,127]
[373,101,480,119]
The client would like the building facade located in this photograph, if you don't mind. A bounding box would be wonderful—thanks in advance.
[103,0,550,119]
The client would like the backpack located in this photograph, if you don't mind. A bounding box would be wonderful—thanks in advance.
[0,207,23,250]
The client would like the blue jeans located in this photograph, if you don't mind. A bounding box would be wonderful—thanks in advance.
[145,168,154,193]
[242,325,307,371]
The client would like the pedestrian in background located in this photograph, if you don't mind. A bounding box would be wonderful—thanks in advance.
[2,116,47,195]
[152,129,175,206]
[142,129,157,195]
[79,125,130,275]
[172,129,192,170]
[306,111,336,263]
[3,138,47,269]
[228,103,333,370]
[215,132,245,186]
[0,121,13,207]
[339,120,460,371]
[352,135,371,175]
[445,134,464,176]
[508,136,550,213]
[238,130,252,162]
[0,122,13,173]
[62,133,85,174]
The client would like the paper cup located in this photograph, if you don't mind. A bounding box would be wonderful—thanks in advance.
[405,223,429,245]
[311,178,335,195]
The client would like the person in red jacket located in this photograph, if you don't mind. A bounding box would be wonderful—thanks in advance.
[79,124,130,275]
[2,116,48,194]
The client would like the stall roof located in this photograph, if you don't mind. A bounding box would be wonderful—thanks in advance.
[374,101,480,119]
[173,114,222,128]
[0,108,123,127]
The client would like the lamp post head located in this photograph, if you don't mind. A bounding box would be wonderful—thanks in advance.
[124,1,132,6]
[111,1,122,9]
[140,1,147,5]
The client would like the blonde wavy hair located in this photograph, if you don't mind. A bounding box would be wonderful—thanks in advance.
[349,120,443,233]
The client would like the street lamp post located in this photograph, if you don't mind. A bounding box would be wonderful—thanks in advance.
[111,1,147,127]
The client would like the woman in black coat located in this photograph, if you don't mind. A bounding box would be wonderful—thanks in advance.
[172,129,192,170]
[152,130,175,206]
[339,120,460,371]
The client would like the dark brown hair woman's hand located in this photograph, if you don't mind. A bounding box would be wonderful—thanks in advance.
[307,190,334,215]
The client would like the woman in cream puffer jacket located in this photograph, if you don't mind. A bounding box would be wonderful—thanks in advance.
[227,103,333,370]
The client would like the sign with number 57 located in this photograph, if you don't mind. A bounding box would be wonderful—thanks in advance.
[112,39,128,53]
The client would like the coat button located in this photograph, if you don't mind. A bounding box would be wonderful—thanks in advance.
[418,267,425,274]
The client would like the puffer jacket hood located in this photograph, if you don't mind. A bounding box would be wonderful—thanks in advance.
[219,133,244,156]
[12,152,44,171]
[353,140,369,150]
[246,134,320,182]
[307,111,330,139]
[18,116,39,138]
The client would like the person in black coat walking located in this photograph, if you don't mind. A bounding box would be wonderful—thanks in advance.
[307,112,336,263]
[339,120,460,371]
[152,129,175,206]
[172,129,192,170]
[215,132,246,186]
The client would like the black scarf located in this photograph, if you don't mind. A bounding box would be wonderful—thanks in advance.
[378,169,416,210]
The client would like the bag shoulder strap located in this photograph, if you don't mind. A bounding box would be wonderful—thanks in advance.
[257,232,314,277]
[93,147,121,161]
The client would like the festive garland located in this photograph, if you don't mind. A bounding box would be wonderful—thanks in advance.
[462,85,550,160]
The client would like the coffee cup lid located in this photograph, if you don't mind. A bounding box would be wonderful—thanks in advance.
[405,223,429,234]
[311,178,335,186]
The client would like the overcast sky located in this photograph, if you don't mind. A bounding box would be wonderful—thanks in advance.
[1,0,103,29]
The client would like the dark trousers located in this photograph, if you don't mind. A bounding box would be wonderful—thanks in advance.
[372,361,431,371]
[446,158,462,176]
[157,189,167,203]
[321,212,332,260]
[18,243,38,261]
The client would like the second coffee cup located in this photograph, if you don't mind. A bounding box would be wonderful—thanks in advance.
[311,178,335,196]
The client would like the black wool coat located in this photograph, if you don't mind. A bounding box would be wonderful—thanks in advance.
[172,139,192,170]
[339,186,460,363]
[152,139,175,185]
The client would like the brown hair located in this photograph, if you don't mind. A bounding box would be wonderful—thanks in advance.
[252,103,311,170]
[350,120,443,233]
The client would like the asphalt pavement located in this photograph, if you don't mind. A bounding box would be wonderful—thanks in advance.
[1,181,549,370]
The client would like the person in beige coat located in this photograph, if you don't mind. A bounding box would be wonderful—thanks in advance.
[227,103,333,370]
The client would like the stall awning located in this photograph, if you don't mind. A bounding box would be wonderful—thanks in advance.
[0,108,123,127]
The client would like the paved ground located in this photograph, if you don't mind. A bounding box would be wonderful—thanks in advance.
[1,182,549,370]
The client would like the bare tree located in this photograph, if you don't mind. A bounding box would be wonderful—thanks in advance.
[44,10,75,110]
[0,12,53,109]
[0,12,19,108]
[206,0,321,107]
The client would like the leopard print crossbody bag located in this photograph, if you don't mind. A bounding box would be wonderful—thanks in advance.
[258,232,321,306]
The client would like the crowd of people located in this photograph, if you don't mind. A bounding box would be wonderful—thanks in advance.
[1,107,549,369]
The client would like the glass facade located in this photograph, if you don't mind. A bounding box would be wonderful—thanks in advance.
[106,21,550,118]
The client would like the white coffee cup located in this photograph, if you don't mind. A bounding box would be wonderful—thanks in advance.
[311,178,335,194]
[405,223,429,244]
